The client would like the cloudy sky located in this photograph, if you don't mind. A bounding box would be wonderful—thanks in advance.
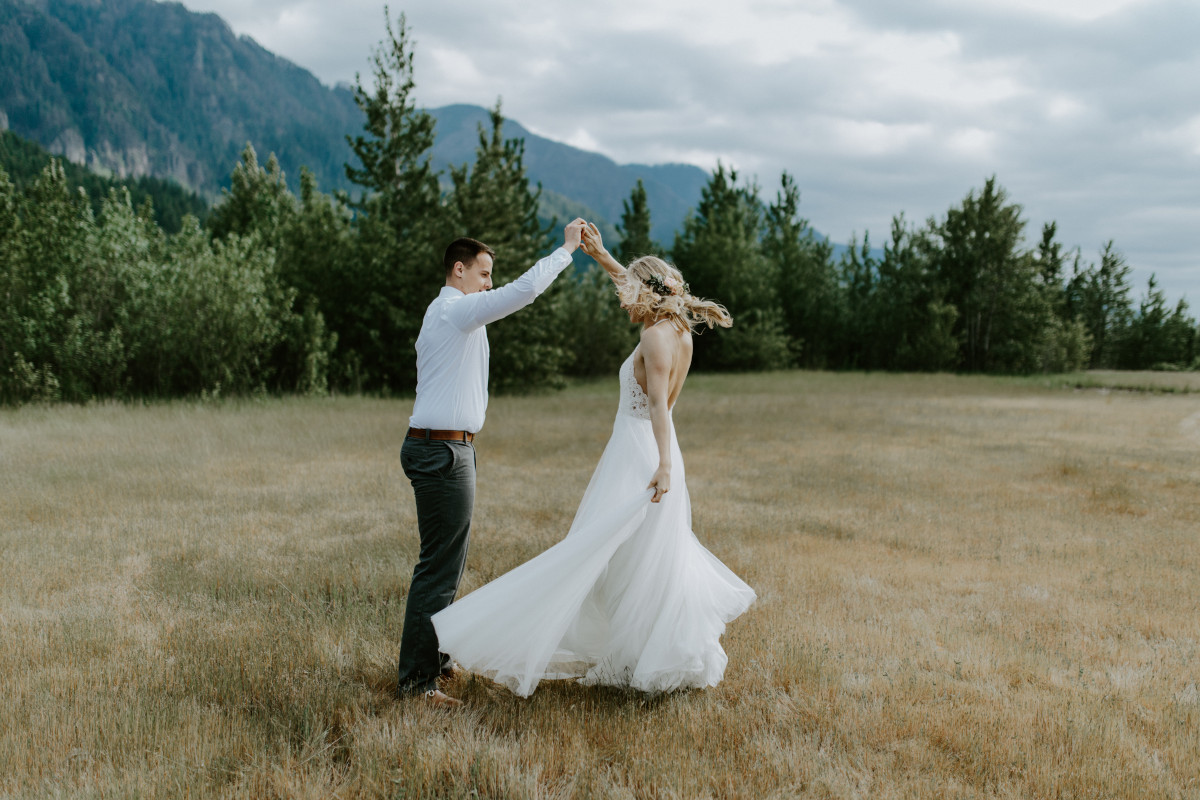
[177,0,1199,304]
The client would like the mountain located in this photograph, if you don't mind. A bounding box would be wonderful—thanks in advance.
[0,0,361,195]
[428,105,707,245]
[0,0,706,242]
[0,128,207,231]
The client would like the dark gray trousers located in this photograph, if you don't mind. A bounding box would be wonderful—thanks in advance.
[397,436,476,695]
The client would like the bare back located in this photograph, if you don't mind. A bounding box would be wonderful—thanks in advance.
[633,319,692,410]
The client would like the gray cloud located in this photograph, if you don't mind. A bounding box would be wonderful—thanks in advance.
[178,0,1199,304]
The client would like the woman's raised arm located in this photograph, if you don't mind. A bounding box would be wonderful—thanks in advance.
[580,222,627,287]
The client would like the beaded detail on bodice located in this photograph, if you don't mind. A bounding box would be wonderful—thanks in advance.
[618,349,651,420]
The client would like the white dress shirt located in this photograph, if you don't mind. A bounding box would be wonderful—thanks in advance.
[408,247,574,433]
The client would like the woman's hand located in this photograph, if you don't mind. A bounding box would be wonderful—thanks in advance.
[580,222,606,259]
[648,464,671,503]
[563,218,587,253]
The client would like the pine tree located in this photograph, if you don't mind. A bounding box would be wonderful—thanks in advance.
[1120,275,1197,369]
[341,8,447,391]
[1031,222,1091,372]
[1068,241,1134,368]
[873,215,958,371]
[447,101,566,393]
[928,177,1053,372]
[207,144,296,249]
[764,172,839,367]
[672,164,790,371]
[344,9,440,234]
[834,232,877,369]
[615,179,659,263]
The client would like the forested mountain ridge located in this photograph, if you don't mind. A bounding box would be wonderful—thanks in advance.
[0,128,208,231]
[0,0,708,242]
[0,0,362,194]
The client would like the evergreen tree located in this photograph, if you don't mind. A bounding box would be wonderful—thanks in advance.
[672,164,790,371]
[558,263,640,378]
[1068,241,1134,368]
[1031,222,1091,372]
[206,146,333,394]
[274,167,349,393]
[928,177,1054,372]
[0,168,26,400]
[207,144,296,249]
[764,172,839,367]
[872,216,958,371]
[615,179,659,263]
[447,101,566,393]
[834,232,877,369]
[1119,275,1196,369]
[0,160,101,402]
[342,8,447,391]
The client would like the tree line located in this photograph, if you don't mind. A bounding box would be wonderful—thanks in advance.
[1,13,1195,404]
[0,130,209,233]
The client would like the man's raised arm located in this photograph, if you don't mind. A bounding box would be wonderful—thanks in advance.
[445,219,586,331]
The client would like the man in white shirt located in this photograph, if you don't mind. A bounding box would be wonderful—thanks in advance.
[397,218,587,706]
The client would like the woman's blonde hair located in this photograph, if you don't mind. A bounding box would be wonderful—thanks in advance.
[617,256,733,332]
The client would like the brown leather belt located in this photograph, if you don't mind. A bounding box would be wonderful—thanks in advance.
[407,427,475,443]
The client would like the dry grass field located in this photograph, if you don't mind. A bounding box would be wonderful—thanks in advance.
[1,371,1198,799]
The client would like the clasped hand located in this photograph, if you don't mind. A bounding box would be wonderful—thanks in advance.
[580,221,606,259]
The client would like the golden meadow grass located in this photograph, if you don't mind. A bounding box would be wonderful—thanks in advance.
[1,372,1198,798]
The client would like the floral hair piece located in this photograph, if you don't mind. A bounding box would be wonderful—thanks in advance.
[642,274,689,296]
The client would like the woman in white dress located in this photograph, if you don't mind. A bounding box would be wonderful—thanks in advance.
[430,223,756,698]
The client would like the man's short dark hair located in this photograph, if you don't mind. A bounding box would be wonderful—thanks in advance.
[444,237,495,277]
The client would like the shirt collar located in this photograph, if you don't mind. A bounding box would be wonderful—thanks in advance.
[439,285,465,299]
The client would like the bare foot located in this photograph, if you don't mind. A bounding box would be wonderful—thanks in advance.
[423,688,463,708]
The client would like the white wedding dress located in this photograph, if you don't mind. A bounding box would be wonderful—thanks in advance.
[431,346,756,697]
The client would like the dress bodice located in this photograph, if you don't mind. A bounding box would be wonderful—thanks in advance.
[618,349,651,420]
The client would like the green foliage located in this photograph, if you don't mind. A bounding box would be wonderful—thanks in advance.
[0,0,362,199]
[765,172,840,368]
[341,9,447,392]
[875,217,959,371]
[558,266,640,378]
[4,23,1197,409]
[208,146,337,395]
[0,156,315,403]
[925,177,1053,373]
[1030,223,1092,373]
[671,165,791,371]
[1067,241,1135,368]
[615,179,660,263]
[1118,275,1196,369]
[0,160,109,403]
[124,219,292,397]
[208,145,296,247]
[447,101,567,393]
[0,130,209,233]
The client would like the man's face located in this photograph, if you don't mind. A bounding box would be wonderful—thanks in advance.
[459,253,494,294]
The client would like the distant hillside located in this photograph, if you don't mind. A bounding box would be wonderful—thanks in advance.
[0,0,722,244]
[428,105,708,246]
[0,128,207,231]
[0,0,361,195]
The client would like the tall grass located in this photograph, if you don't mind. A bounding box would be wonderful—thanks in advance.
[1,372,1198,798]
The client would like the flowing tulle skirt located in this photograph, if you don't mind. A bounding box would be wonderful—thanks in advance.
[431,411,756,697]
